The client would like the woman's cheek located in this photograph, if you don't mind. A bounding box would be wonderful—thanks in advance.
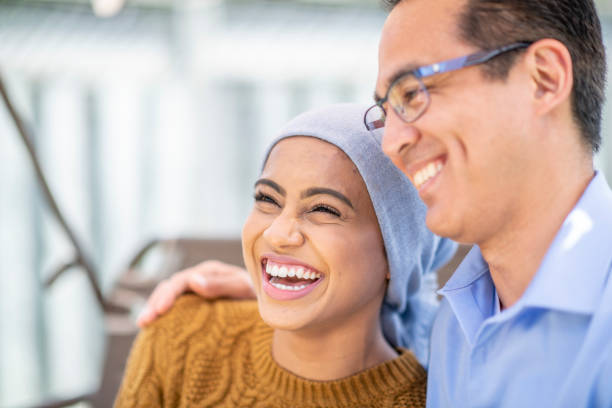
[242,210,265,272]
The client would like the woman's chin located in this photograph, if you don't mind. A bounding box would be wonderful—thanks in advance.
[256,297,319,332]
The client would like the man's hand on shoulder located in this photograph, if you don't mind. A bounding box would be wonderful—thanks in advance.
[137,260,255,327]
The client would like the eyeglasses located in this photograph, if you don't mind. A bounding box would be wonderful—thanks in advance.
[363,42,532,131]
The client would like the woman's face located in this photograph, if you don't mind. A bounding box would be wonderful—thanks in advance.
[242,136,389,332]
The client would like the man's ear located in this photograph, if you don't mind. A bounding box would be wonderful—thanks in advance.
[524,39,573,116]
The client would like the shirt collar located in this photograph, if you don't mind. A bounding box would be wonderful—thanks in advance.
[441,245,489,291]
[518,171,612,314]
[438,171,612,339]
[441,172,612,314]
[437,246,495,345]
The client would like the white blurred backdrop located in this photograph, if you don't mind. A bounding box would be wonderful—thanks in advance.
[0,0,611,406]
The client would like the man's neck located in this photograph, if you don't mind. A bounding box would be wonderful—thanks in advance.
[480,162,595,309]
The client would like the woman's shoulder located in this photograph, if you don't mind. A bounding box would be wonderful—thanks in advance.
[157,294,259,322]
[116,297,263,407]
[147,295,261,344]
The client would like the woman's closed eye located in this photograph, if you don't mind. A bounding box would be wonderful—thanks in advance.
[254,191,279,206]
[309,203,341,217]
[254,188,344,220]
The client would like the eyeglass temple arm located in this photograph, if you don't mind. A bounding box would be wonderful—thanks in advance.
[416,42,532,78]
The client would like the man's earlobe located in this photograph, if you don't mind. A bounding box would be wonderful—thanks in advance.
[527,39,573,114]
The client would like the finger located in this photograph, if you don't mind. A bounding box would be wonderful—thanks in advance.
[153,274,189,314]
[137,303,157,327]
[137,282,169,327]
[189,272,255,299]
[137,275,185,327]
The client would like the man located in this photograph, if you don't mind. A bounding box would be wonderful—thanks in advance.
[139,0,612,406]
[374,0,611,406]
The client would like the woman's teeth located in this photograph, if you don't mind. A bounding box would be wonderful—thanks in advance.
[264,260,321,291]
[265,262,321,280]
[271,283,309,291]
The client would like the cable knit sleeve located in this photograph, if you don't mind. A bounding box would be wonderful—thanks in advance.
[114,325,166,407]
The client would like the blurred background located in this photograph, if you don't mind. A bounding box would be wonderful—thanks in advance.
[0,0,611,406]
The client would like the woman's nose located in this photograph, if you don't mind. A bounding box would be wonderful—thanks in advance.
[262,213,304,249]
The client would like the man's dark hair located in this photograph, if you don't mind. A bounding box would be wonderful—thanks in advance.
[382,0,607,152]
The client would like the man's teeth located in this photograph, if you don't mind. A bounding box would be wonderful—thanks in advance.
[265,261,321,282]
[413,161,443,189]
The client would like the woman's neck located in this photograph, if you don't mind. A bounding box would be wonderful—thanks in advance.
[271,316,398,381]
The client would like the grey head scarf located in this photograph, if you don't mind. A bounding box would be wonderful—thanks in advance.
[262,103,457,367]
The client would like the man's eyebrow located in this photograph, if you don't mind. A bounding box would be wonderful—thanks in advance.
[301,187,354,209]
[254,178,285,195]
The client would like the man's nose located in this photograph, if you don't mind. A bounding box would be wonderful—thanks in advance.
[263,212,304,249]
[381,112,421,168]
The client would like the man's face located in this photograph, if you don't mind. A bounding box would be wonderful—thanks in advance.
[376,0,534,245]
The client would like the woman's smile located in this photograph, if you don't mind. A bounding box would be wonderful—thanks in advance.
[261,255,324,300]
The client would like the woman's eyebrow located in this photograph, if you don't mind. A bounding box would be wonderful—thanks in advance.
[254,178,285,195]
[301,187,354,209]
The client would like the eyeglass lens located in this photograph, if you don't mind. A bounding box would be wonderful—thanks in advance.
[364,105,386,130]
[387,73,429,123]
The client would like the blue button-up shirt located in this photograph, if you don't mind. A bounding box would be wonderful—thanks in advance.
[427,172,612,408]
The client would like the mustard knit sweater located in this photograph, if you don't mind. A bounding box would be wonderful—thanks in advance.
[115,295,427,407]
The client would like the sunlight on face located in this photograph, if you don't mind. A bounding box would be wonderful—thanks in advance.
[241,137,389,332]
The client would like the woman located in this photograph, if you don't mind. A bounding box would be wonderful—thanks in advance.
[115,104,456,407]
